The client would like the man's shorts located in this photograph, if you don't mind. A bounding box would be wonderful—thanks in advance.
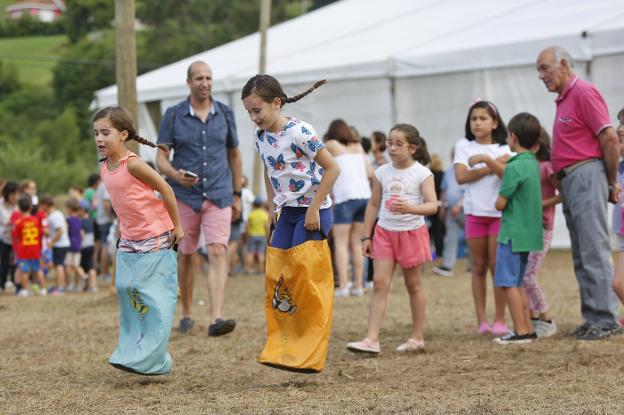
[80,246,95,272]
[177,200,232,255]
[494,241,529,288]
[18,259,40,273]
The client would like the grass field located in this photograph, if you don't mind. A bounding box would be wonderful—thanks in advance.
[1,250,624,414]
[0,34,67,85]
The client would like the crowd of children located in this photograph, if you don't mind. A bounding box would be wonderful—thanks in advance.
[0,177,106,297]
[2,67,623,376]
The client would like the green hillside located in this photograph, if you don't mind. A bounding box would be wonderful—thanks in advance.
[0,34,67,85]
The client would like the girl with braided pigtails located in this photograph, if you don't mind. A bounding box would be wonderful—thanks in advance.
[241,75,340,249]
[93,106,183,375]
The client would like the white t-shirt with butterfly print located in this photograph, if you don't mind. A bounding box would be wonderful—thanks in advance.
[255,117,332,210]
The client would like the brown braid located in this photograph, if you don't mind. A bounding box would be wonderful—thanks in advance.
[284,80,327,104]
[130,135,169,152]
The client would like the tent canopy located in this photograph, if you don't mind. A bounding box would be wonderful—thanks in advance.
[94,0,624,107]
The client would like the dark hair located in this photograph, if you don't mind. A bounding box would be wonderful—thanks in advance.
[39,193,54,207]
[17,195,32,213]
[618,107,624,123]
[241,74,326,106]
[371,131,387,152]
[2,181,19,200]
[92,106,169,161]
[66,197,80,212]
[464,101,508,145]
[534,127,552,161]
[325,119,356,144]
[508,112,541,150]
[361,136,372,153]
[87,173,100,187]
[390,123,431,165]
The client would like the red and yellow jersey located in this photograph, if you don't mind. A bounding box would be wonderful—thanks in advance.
[12,215,42,260]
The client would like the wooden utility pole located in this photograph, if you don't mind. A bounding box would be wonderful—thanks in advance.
[252,0,272,194]
[115,0,139,153]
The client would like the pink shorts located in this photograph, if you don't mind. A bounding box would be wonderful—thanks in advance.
[465,214,500,239]
[177,200,232,255]
[371,224,432,268]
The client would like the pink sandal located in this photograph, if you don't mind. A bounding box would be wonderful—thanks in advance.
[396,338,425,352]
[347,338,380,354]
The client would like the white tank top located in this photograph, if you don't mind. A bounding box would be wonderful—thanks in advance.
[332,153,372,204]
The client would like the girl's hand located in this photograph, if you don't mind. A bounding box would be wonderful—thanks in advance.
[362,239,372,257]
[450,204,462,218]
[304,207,321,231]
[468,154,489,167]
[172,225,185,244]
[496,154,511,163]
[389,198,412,214]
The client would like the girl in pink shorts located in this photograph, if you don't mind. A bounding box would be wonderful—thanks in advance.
[347,124,438,355]
[454,101,512,335]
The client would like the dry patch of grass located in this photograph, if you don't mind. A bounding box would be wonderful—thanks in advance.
[1,250,624,414]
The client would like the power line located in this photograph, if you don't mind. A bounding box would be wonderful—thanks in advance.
[0,54,163,69]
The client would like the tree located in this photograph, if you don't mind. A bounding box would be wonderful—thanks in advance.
[136,0,306,66]
[0,61,20,96]
[63,0,115,43]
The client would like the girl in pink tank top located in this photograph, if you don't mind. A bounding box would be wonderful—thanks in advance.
[93,106,183,375]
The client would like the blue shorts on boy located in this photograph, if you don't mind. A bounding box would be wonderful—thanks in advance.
[495,241,529,287]
[18,259,40,273]
[247,235,267,254]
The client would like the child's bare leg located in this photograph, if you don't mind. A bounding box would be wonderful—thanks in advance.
[365,259,396,343]
[613,251,624,305]
[468,237,488,324]
[54,264,65,289]
[404,265,425,341]
[19,270,30,291]
[258,252,265,273]
[35,270,46,289]
[489,236,506,324]
[504,287,532,335]
[88,269,97,290]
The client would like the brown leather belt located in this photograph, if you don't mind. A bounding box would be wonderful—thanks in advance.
[555,158,599,180]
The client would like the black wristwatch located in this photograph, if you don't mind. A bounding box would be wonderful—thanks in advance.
[233,191,242,197]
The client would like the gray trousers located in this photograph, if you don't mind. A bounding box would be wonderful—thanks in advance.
[560,160,619,329]
[441,211,464,270]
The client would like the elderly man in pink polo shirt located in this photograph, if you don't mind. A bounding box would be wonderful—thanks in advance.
[537,46,621,341]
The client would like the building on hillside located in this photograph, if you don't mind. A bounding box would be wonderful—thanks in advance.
[6,0,65,22]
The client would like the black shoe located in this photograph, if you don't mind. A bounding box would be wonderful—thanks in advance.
[177,317,194,334]
[208,318,236,336]
[494,332,537,345]
[569,323,591,337]
[576,326,611,341]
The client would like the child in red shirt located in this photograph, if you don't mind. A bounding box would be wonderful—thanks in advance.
[12,196,47,296]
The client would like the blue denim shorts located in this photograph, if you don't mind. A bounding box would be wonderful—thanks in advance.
[495,241,529,287]
[18,259,40,273]
[333,199,368,225]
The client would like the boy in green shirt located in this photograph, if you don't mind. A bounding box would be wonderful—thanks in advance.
[494,112,544,344]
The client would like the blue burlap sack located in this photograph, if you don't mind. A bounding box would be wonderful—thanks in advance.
[109,249,178,375]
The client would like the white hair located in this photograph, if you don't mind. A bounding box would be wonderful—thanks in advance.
[553,47,575,68]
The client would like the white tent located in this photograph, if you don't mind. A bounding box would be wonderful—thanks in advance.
[94,0,624,248]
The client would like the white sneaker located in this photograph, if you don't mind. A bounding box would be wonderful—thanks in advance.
[534,320,557,338]
[39,288,48,296]
[17,290,29,297]
[5,281,14,289]
[432,266,453,277]
[349,287,364,297]
[364,281,374,289]
[334,287,349,298]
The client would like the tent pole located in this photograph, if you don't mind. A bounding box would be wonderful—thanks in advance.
[252,0,272,196]
[389,76,397,125]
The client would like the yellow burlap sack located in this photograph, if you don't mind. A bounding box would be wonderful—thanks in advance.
[258,238,334,373]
